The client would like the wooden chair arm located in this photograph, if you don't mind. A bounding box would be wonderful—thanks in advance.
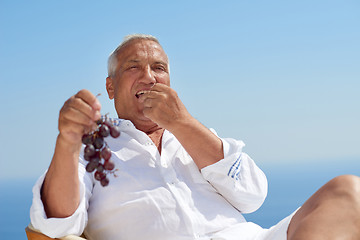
[25,224,87,240]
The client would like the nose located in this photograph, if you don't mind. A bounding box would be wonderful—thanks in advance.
[139,65,156,85]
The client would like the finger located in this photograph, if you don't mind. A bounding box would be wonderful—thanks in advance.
[75,89,101,111]
[149,83,170,92]
[61,106,97,127]
[60,120,89,135]
[66,96,101,121]
[139,90,166,103]
[59,120,94,143]
[138,83,171,102]
[148,84,177,101]
[71,90,101,121]
[142,97,155,108]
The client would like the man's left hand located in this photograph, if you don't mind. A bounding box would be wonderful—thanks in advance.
[139,83,191,131]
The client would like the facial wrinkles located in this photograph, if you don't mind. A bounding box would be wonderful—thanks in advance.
[134,42,167,74]
[112,40,169,121]
[119,43,164,75]
[113,44,139,98]
[119,39,165,69]
[127,43,168,84]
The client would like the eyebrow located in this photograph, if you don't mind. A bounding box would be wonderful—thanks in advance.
[119,59,140,69]
[154,61,167,65]
[126,59,141,64]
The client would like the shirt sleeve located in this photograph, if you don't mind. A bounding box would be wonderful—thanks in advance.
[200,137,268,214]
[29,156,93,238]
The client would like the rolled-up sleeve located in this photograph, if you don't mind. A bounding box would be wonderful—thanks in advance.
[30,158,93,238]
[201,137,268,214]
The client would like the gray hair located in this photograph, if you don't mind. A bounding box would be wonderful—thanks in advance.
[107,34,164,77]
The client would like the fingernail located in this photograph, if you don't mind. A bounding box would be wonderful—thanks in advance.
[93,99,101,110]
[95,111,101,120]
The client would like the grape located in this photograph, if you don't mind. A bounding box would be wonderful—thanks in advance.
[104,160,115,171]
[86,160,98,172]
[93,136,104,149]
[110,125,120,138]
[82,134,93,145]
[97,163,105,173]
[91,152,101,163]
[94,171,106,181]
[101,147,111,161]
[99,125,110,137]
[81,114,120,187]
[84,144,96,158]
[100,177,109,187]
[84,153,92,161]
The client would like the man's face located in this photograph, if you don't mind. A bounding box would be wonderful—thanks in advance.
[106,39,170,129]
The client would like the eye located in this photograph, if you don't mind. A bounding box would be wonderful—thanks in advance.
[127,65,139,71]
[153,64,166,72]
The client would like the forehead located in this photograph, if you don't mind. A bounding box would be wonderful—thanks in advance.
[116,39,168,65]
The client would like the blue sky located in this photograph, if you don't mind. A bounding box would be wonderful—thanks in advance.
[0,0,359,180]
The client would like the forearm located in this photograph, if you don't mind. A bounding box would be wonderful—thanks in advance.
[39,89,100,218]
[170,116,224,169]
[140,84,224,169]
[41,134,81,218]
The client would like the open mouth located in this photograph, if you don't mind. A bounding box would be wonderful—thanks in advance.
[135,90,146,98]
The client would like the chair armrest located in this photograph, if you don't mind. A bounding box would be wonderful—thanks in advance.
[25,224,87,240]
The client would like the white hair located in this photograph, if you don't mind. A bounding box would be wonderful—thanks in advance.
[107,34,167,77]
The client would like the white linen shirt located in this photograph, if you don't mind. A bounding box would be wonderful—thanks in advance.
[30,119,268,240]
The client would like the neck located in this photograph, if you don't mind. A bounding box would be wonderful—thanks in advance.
[147,128,164,153]
[134,122,164,154]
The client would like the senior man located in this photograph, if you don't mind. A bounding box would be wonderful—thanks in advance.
[30,34,360,240]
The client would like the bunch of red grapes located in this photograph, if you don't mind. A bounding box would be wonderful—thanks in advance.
[81,116,120,186]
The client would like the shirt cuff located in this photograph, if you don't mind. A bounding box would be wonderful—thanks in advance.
[201,138,268,213]
[201,137,245,178]
[30,168,89,238]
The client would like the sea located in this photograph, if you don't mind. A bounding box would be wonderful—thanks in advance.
[1,159,359,240]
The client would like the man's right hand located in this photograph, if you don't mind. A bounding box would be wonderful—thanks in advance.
[42,89,101,218]
[58,89,102,147]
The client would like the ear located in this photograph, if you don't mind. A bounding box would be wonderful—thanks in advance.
[106,77,115,100]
